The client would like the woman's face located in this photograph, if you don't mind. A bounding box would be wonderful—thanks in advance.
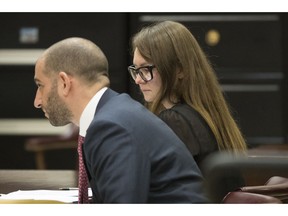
[132,48,162,103]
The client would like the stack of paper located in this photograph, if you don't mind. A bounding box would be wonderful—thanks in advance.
[0,188,92,204]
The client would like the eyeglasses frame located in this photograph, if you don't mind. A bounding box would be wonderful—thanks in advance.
[128,65,155,82]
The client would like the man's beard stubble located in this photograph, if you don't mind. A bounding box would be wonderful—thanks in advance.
[45,84,73,126]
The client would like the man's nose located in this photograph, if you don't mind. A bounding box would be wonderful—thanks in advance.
[34,90,42,108]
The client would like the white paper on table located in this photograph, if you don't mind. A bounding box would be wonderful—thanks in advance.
[0,188,92,203]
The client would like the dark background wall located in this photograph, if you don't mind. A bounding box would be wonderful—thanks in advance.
[129,13,286,146]
[0,12,287,169]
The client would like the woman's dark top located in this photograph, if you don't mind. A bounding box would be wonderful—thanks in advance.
[159,103,245,200]
[159,103,218,166]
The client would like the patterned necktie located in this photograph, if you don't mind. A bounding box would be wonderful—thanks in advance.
[77,135,89,204]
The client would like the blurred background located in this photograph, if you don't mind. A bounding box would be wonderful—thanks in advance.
[0,12,287,169]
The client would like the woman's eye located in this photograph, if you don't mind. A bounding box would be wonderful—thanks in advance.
[140,68,149,73]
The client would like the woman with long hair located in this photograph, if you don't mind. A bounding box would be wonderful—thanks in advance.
[128,21,247,166]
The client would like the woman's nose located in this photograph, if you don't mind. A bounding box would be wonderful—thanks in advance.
[135,74,145,85]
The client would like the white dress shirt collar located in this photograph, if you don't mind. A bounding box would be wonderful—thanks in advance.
[79,87,108,137]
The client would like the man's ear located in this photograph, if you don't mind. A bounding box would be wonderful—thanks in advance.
[58,71,72,96]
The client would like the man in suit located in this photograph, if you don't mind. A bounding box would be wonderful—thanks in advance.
[33,37,208,203]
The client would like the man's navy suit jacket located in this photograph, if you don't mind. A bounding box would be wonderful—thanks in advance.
[82,88,208,203]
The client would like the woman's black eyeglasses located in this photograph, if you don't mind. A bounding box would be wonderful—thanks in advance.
[128,65,155,82]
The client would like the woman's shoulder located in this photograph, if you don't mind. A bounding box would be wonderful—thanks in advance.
[160,103,199,120]
[172,103,199,115]
[159,103,191,121]
[159,103,218,163]
[158,103,205,130]
[160,103,216,146]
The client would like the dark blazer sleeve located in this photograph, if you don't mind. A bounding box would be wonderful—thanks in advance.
[84,119,150,203]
